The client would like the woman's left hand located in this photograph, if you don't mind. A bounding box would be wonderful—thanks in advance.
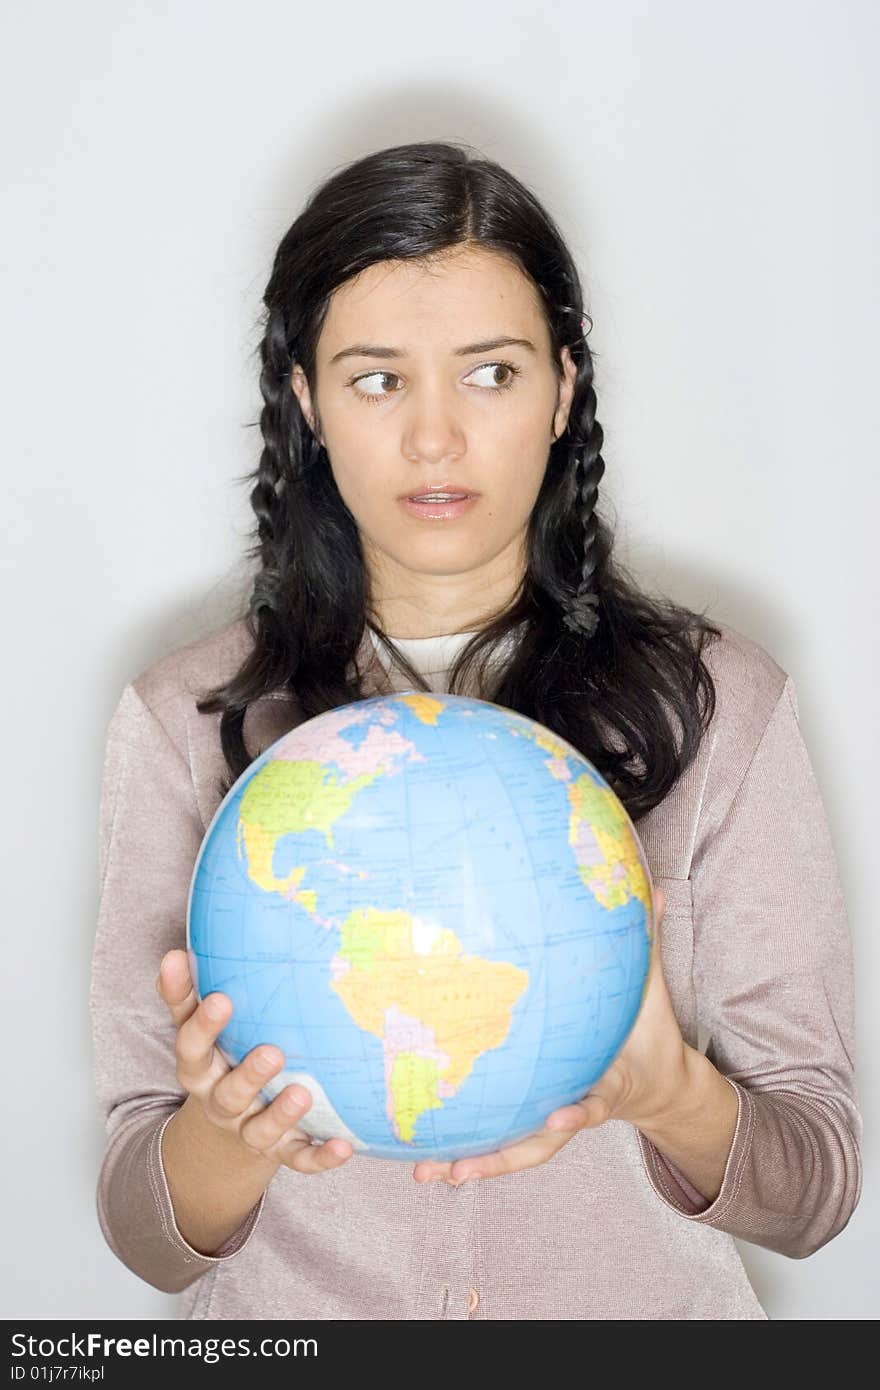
[412,885,691,1185]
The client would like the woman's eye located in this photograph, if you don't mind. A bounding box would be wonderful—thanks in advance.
[353,371,402,401]
[466,362,520,390]
[350,360,521,404]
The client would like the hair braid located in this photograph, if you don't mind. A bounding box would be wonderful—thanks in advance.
[562,337,606,639]
[206,306,300,774]
[249,307,295,615]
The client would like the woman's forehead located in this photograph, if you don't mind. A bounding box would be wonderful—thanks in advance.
[320,251,544,351]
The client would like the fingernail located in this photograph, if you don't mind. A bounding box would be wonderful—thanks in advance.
[204,996,225,1019]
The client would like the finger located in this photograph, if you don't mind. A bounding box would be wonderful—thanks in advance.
[412,1160,454,1183]
[174,991,233,1088]
[546,1090,614,1132]
[261,1091,355,1173]
[210,1045,287,1121]
[241,1082,316,1152]
[279,1133,354,1173]
[443,1129,570,1182]
[241,1084,354,1171]
[156,949,198,1028]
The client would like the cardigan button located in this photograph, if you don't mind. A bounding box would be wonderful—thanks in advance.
[467,1288,480,1313]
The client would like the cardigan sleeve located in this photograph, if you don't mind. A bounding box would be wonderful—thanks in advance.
[89,682,267,1294]
[637,673,863,1258]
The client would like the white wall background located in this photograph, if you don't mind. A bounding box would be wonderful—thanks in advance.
[2,0,875,1320]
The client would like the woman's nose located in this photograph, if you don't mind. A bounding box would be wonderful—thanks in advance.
[400,387,467,463]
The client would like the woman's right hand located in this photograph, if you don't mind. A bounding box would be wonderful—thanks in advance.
[157,949,354,1174]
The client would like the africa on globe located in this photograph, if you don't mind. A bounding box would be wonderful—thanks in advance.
[186,691,655,1162]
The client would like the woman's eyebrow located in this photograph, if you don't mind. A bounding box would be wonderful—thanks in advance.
[329,335,537,366]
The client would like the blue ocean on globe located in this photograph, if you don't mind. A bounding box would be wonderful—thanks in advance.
[186,690,654,1162]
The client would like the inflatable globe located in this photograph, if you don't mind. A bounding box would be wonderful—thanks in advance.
[186,691,655,1162]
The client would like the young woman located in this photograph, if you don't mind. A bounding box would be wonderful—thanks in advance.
[90,140,861,1320]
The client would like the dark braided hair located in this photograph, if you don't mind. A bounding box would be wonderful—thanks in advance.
[561,310,604,640]
[198,140,722,821]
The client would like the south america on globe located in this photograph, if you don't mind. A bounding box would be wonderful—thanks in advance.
[186,691,656,1162]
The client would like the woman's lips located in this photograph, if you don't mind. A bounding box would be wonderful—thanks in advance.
[399,495,479,520]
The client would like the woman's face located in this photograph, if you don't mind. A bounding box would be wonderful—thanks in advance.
[290,244,577,637]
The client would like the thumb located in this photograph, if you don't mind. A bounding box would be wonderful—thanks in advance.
[156,949,198,1026]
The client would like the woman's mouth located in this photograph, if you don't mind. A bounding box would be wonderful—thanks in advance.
[399,493,479,520]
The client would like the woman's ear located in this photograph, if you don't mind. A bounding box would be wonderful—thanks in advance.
[551,345,578,442]
[290,365,323,444]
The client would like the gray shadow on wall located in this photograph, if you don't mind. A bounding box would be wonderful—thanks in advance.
[103,563,255,715]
